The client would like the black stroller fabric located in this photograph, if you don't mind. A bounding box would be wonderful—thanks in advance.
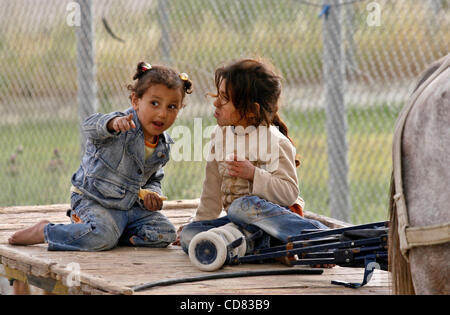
[339,228,388,241]
[337,227,388,270]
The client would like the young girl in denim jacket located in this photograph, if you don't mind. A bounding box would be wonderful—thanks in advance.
[178,59,330,262]
[9,62,193,251]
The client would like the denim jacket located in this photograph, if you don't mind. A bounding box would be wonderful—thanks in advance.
[71,107,174,210]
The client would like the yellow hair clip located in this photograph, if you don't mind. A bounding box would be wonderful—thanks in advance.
[179,72,189,81]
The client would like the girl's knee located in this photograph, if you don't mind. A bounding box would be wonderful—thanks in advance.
[179,223,202,253]
[46,221,119,251]
[228,196,261,220]
[66,202,121,251]
[130,224,176,248]
[179,221,217,253]
[179,217,232,254]
[83,224,119,251]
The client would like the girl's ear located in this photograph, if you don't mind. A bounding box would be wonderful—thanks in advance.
[131,92,139,111]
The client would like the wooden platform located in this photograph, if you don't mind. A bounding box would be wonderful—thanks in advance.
[0,200,391,295]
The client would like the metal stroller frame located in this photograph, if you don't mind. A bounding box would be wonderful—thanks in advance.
[226,221,389,288]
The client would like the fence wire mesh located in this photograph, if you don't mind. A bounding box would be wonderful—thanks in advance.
[0,0,448,224]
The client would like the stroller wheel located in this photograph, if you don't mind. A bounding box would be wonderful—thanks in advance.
[210,227,239,258]
[221,223,247,257]
[189,231,227,271]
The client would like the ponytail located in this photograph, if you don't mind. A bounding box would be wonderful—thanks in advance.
[272,113,301,168]
[128,61,193,102]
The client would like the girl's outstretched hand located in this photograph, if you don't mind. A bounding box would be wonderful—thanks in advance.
[226,154,256,181]
[107,114,136,133]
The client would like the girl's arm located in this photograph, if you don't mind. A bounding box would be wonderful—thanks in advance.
[140,168,165,211]
[142,168,164,197]
[194,158,223,221]
[193,127,224,221]
[251,138,300,206]
[82,111,126,140]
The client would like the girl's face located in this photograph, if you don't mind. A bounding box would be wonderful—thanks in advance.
[132,84,183,142]
[213,79,248,127]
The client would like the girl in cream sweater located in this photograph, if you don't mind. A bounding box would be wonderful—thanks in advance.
[178,58,328,257]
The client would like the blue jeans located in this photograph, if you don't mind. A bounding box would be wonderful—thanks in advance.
[180,195,328,254]
[43,193,176,251]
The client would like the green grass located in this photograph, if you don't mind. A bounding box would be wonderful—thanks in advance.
[0,105,400,224]
[0,104,401,224]
[0,120,80,206]
[283,104,400,223]
[0,0,447,227]
[1,1,448,99]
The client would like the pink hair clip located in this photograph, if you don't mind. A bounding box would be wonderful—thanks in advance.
[141,62,152,72]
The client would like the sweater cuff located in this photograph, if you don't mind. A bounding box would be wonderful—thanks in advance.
[251,167,270,196]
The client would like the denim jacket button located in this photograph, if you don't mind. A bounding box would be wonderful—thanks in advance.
[137,169,142,175]
[157,152,165,159]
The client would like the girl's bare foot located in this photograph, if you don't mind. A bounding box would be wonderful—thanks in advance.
[8,220,49,245]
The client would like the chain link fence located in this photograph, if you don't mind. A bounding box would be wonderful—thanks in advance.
[0,0,448,224]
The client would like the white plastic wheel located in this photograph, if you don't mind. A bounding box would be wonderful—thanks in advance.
[209,228,239,258]
[188,231,227,272]
[222,224,247,257]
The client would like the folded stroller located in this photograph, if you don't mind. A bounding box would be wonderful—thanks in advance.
[188,221,388,288]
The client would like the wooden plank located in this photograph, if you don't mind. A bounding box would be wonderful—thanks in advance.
[0,199,200,214]
[303,210,353,228]
[0,246,133,295]
[0,199,390,295]
[0,204,71,214]
[132,266,390,295]
[0,264,72,294]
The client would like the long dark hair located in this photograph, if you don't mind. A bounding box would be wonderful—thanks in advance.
[214,58,300,167]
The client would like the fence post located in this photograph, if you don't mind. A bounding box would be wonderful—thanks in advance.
[427,0,444,32]
[76,0,97,156]
[158,0,171,63]
[322,0,350,222]
[429,0,443,15]
[344,3,357,78]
